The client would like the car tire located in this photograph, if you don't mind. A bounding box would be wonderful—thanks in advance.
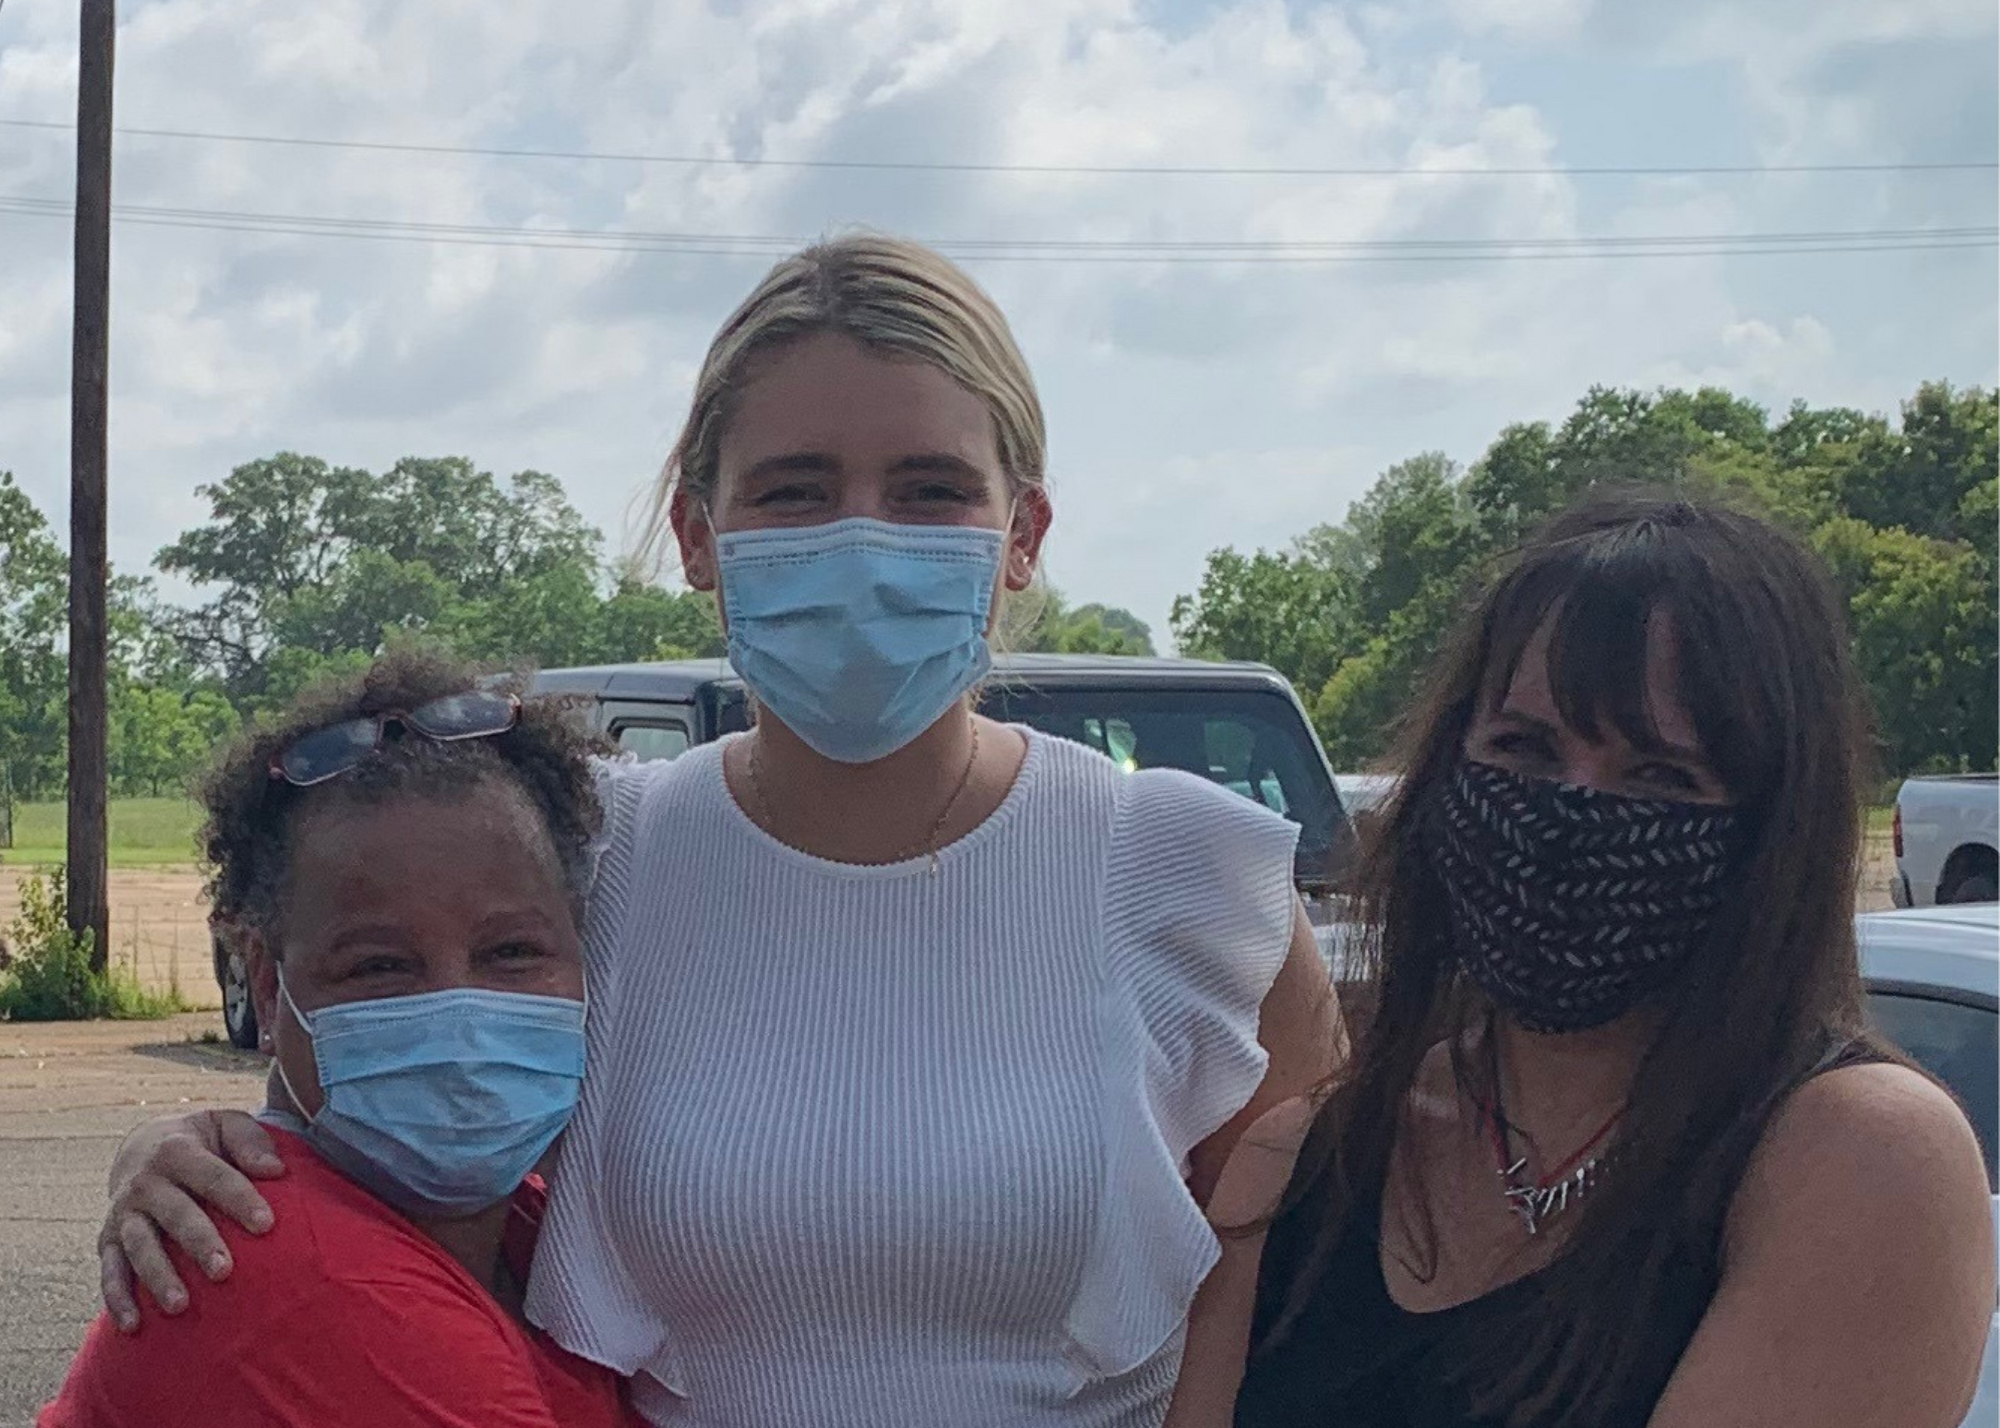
[1941,869,1999,905]
[221,945,259,1050]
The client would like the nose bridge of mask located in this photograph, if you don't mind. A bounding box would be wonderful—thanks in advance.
[277,975,586,1092]
[717,517,1003,611]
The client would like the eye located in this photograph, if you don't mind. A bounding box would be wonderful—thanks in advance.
[488,940,553,964]
[892,474,987,512]
[343,955,414,980]
[1485,729,1554,761]
[1634,762,1703,795]
[751,483,824,507]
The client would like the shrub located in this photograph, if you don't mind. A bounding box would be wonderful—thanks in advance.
[0,869,186,1021]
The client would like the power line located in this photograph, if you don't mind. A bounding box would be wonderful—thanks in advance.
[2,116,1995,178]
[3,194,1992,251]
[0,195,1990,263]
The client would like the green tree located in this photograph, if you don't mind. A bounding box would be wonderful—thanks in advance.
[437,562,607,669]
[1171,547,1356,693]
[0,471,70,798]
[109,682,242,797]
[267,549,462,659]
[156,453,601,697]
[250,646,378,722]
[324,459,599,602]
[1814,518,1998,773]
[153,453,373,688]
[1173,381,2000,776]
[1021,589,1156,657]
[597,577,725,662]
[1839,383,1998,543]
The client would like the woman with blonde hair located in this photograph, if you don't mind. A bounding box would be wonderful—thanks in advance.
[94,234,1341,1428]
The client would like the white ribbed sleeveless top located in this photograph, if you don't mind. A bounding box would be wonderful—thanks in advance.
[525,730,1301,1428]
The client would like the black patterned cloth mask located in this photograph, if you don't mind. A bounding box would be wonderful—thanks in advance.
[1430,759,1747,1034]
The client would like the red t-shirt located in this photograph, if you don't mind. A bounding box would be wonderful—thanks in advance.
[40,1128,639,1428]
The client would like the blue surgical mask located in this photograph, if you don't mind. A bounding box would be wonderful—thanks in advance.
[717,517,1004,764]
[275,975,586,1218]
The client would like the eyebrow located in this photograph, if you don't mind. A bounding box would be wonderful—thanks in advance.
[738,451,991,484]
[323,924,414,957]
[887,453,989,481]
[741,452,840,483]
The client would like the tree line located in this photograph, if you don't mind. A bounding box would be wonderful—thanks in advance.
[2,378,1991,803]
[1172,380,1998,776]
[0,454,1155,803]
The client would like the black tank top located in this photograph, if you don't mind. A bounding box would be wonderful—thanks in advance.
[1233,1040,1878,1428]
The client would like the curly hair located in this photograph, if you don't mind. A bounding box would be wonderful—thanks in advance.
[198,647,608,943]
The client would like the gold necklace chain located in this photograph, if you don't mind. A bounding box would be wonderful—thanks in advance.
[745,721,983,876]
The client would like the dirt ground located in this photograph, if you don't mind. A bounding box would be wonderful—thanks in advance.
[0,867,219,1011]
[0,832,1903,1014]
[0,1015,267,1426]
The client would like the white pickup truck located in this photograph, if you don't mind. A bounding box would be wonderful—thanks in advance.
[1893,775,1999,907]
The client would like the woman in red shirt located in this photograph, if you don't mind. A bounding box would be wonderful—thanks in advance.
[42,650,639,1428]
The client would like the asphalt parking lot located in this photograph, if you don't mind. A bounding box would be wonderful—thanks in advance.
[0,1015,264,1428]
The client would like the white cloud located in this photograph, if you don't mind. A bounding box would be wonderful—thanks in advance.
[0,0,1990,647]
[1447,0,1595,44]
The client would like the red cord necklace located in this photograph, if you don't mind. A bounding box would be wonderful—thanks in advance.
[1478,1031,1623,1238]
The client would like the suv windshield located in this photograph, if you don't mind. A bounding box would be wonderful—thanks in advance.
[980,683,1349,889]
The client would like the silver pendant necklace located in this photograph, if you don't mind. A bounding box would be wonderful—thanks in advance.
[1481,1028,1622,1238]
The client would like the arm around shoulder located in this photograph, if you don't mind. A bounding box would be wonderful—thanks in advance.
[1188,907,1343,1207]
[48,1265,571,1428]
[1650,1062,1995,1428]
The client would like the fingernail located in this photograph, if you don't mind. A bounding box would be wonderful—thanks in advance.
[162,1291,186,1313]
[204,1252,230,1278]
[115,1312,137,1334]
[247,1208,272,1233]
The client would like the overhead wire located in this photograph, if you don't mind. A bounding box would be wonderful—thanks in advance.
[2,116,1995,178]
[0,195,1990,263]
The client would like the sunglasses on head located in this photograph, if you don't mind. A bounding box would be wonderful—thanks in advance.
[269,692,521,787]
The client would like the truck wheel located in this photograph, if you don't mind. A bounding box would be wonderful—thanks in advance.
[1941,858,1999,905]
[221,946,260,1050]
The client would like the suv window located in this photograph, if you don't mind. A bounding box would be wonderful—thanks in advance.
[613,721,692,763]
[1865,990,1997,1188]
[979,683,1346,887]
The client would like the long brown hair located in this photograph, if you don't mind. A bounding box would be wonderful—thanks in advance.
[1270,489,1883,1424]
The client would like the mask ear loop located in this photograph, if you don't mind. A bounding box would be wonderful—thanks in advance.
[271,963,322,1127]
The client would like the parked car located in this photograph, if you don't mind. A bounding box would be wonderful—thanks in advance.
[215,654,1356,1047]
[1892,775,1999,908]
[1856,903,1998,1428]
[1334,774,1398,819]
[1334,773,1399,859]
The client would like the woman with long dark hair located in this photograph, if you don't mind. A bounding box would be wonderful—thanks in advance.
[1192,491,1993,1428]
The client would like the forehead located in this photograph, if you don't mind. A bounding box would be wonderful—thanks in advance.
[717,332,1000,474]
[280,786,569,931]
[1496,609,1702,754]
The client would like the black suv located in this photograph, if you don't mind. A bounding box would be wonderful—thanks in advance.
[214,653,1354,1047]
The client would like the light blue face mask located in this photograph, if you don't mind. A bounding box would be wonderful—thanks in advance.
[275,974,586,1219]
[716,517,1005,764]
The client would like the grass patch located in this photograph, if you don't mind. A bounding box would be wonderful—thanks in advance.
[1865,805,1896,837]
[4,798,201,868]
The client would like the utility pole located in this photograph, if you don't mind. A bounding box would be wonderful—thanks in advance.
[67,0,115,970]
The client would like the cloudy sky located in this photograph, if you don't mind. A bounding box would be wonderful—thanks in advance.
[1,0,1994,646]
